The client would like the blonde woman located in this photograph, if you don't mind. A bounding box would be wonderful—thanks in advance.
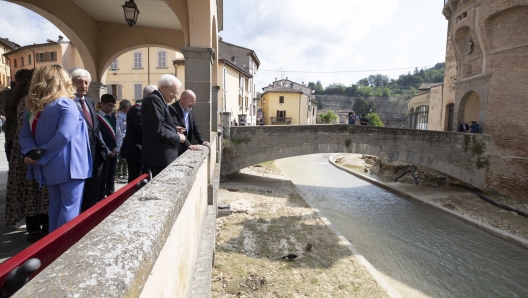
[19,65,92,232]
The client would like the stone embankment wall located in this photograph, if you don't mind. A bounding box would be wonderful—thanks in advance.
[222,125,491,190]
[315,95,412,119]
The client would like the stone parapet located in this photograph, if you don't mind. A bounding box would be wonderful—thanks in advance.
[14,148,214,297]
[222,125,491,190]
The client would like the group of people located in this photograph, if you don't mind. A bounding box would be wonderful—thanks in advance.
[347,111,369,125]
[459,120,480,133]
[4,66,209,241]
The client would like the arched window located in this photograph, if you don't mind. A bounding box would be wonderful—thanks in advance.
[414,105,429,130]
[446,103,455,131]
[408,108,415,129]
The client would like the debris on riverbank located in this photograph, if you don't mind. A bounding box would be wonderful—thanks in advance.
[212,166,390,298]
[334,153,528,246]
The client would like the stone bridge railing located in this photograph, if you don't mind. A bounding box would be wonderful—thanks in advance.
[14,137,219,298]
[222,125,491,189]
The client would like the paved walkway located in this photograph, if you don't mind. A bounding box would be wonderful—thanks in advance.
[0,133,127,263]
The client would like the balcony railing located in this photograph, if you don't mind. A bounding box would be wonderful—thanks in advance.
[270,117,292,125]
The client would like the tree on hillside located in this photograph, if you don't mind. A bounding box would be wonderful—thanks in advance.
[366,113,384,127]
[317,98,323,109]
[317,110,338,124]
[353,98,377,116]
[367,74,390,88]
[315,81,324,93]
[308,82,316,89]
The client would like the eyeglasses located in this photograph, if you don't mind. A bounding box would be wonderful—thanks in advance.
[163,85,179,96]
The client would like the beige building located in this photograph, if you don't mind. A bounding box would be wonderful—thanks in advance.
[0,37,20,91]
[218,40,260,125]
[3,37,84,81]
[104,48,184,101]
[260,78,317,125]
[407,83,444,130]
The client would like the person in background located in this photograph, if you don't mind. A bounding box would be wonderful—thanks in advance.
[121,85,156,183]
[116,99,131,183]
[169,90,210,155]
[4,69,50,242]
[141,75,185,178]
[469,120,480,133]
[231,119,238,126]
[69,68,108,212]
[259,118,264,126]
[459,121,469,132]
[3,75,24,162]
[97,94,122,200]
[239,115,247,126]
[360,114,369,125]
[19,65,92,233]
[348,111,356,124]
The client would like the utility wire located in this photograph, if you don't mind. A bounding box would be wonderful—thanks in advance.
[258,65,438,74]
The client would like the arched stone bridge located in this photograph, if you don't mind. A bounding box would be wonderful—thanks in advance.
[221,125,491,189]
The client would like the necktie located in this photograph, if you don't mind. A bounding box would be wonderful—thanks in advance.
[80,99,93,127]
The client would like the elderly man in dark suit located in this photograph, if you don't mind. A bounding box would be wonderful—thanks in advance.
[141,75,186,178]
[121,85,157,183]
[69,68,108,212]
[169,90,210,154]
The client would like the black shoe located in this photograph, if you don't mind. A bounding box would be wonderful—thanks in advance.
[27,231,43,243]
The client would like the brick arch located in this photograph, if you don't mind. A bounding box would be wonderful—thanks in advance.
[483,5,528,52]
[9,1,97,79]
[221,125,490,190]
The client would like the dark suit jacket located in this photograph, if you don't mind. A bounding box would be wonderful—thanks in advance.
[76,96,107,161]
[459,123,469,132]
[141,90,181,167]
[169,101,205,154]
[120,104,142,163]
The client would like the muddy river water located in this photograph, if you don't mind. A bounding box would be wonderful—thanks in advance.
[276,154,528,298]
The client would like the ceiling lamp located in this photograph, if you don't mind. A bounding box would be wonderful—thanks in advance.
[122,0,140,27]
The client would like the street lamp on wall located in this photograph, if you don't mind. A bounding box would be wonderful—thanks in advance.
[122,0,140,27]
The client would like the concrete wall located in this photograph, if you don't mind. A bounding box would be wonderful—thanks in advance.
[222,125,491,190]
[14,147,217,297]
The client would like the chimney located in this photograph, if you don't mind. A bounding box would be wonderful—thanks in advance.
[286,77,288,80]
[275,78,277,81]
[219,36,223,41]
[230,56,236,64]
[58,35,64,42]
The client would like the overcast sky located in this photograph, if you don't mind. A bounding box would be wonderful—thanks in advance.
[0,0,448,91]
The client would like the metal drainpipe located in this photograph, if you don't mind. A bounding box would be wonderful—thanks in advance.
[147,47,150,85]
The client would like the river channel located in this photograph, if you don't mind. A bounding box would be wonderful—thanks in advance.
[276,154,528,298]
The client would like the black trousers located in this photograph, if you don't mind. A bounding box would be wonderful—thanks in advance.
[149,166,165,178]
[5,140,12,163]
[127,160,150,183]
[81,153,105,212]
[26,214,49,233]
[99,154,118,200]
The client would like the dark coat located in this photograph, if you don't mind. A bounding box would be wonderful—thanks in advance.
[169,101,205,155]
[120,104,142,163]
[141,90,181,167]
[75,96,107,161]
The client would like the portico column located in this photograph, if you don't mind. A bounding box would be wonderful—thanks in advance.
[181,47,216,142]
[88,81,106,102]
[212,86,220,131]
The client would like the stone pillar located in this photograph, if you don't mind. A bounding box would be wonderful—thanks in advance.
[221,112,231,139]
[88,81,106,102]
[181,47,216,142]
[212,86,220,132]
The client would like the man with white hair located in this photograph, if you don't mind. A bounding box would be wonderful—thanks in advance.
[69,67,108,212]
[141,75,186,177]
[121,85,157,182]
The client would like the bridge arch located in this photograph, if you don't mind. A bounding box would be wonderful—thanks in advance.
[221,125,491,190]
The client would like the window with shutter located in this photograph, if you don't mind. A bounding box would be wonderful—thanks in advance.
[279,96,284,103]
[134,84,142,99]
[21,57,24,66]
[107,84,113,96]
[158,51,166,67]
[44,52,50,62]
[134,52,142,68]
[14,59,17,68]
[117,84,122,100]
[28,55,32,64]
[110,59,118,69]
[50,51,57,61]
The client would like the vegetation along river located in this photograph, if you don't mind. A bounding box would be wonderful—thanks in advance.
[276,154,528,298]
